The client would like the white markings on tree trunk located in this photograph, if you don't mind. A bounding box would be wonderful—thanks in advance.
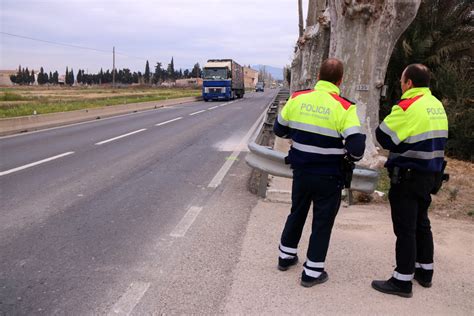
[155,117,183,126]
[0,151,75,176]
[95,129,147,145]
[207,107,267,188]
[170,206,203,237]
[109,282,150,316]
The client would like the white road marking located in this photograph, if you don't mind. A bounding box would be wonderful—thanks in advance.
[208,107,267,188]
[208,106,219,110]
[155,117,183,126]
[109,282,150,316]
[95,129,147,145]
[0,151,75,177]
[189,110,206,116]
[170,206,203,237]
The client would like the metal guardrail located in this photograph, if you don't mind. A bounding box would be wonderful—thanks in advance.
[246,87,380,200]
[246,141,380,194]
[248,89,291,197]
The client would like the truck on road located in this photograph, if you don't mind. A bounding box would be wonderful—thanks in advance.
[202,59,245,101]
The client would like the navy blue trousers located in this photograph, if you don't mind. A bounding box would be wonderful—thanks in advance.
[280,169,343,263]
[389,170,435,277]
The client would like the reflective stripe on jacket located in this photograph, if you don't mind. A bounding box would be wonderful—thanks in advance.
[274,80,366,175]
[376,87,448,172]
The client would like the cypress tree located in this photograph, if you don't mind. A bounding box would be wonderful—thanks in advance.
[167,57,175,80]
[24,67,30,85]
[38,67,45,84]
[144,60,150,84]
[69,69,74,85]
[77,69,82,84]
[53,71,59,84]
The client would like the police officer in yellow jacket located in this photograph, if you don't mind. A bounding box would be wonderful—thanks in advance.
[274,58,366,287]
[372,64,448,298]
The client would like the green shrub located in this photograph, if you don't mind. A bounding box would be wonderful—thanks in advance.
[1,92,24,101]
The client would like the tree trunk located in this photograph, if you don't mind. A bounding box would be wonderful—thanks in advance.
[298,0,304,37]
[329,0,421,167]
[290,0,330,93]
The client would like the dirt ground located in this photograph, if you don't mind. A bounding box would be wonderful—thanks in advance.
[367,157,474,221]
[431,157,474,220]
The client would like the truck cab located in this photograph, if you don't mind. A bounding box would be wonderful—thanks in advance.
[255,82,264,92]
[202,59,244,101]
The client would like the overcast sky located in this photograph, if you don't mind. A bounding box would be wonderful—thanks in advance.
[0,0,309,73]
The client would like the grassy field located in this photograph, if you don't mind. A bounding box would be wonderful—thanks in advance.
[0,86,201,118]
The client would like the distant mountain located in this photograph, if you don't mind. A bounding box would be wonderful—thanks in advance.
[251,64,284,81]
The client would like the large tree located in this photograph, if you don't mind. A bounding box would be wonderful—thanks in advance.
[292,0,421,166]
[190,63,201,78]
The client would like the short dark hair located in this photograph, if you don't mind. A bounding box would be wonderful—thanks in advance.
[319,58,344,84]
[403,64,430,87]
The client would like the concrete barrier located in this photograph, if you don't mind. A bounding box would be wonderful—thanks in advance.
[0,96,201,136]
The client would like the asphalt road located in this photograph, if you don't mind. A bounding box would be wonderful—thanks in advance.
[0,90,278,314]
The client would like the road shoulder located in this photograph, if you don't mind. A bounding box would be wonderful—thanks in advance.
[223,199,473,314]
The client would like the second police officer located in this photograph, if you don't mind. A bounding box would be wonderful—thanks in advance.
[372,64,449,298]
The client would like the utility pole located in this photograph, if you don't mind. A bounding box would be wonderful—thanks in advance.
[112,46,116,88]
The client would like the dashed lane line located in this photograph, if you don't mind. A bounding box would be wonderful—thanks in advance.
[208,106,219,110]
[189,110,206,116]
[95,129,147,145]
[0,151,75,177]
[155,117,183,126]
[109,282,150,316]
[170,206,204,237]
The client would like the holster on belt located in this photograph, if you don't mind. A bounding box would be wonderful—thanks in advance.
[431,160,449,194]
[341,158,355,189]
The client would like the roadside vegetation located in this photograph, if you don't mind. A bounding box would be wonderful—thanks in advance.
[382,0,473,161]
[0,86,200,118]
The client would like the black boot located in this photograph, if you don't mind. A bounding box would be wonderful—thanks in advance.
[278,256,298,271]
[414,268,433,288]
[300,270,328,287]
[371,277,413,298]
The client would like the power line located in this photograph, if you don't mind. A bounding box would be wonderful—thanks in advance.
[0,31,148,60]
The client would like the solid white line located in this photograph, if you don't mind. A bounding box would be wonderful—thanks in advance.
[189,110,206,116]
[208,107,267,188]
[155,117,183,126]
[170,206,203,237]
[208,106,219,110]
[109,282,150,316]
[95,129,147,145]
[0,151,75,177]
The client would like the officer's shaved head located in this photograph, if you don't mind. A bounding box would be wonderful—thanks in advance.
[402,64,430,87]
[319,58,344,85]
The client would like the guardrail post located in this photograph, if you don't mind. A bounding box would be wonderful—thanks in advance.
[257,172,269,198]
